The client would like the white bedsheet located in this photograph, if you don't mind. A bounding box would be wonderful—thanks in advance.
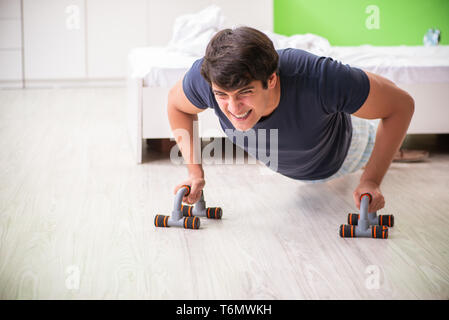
[127,44,449,87]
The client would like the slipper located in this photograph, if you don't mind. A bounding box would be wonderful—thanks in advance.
[393,149,429,162]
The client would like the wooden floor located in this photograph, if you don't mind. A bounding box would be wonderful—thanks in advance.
[0,88,448,299]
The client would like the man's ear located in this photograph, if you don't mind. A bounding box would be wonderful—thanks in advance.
[267,72,277,89]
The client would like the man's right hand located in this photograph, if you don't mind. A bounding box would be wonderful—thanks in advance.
[174,175,205,205]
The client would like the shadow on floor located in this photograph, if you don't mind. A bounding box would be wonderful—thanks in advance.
[143,137,250,164]
[142,134,449,163]
[401,134,449,154]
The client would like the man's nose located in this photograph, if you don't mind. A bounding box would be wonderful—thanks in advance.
[227,97,242,114]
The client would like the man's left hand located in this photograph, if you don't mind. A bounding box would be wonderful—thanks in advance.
[353,180,385,212]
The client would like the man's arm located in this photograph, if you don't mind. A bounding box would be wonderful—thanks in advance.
[168,77,209,204]
[167,77,206,178]
[352,71,414,210]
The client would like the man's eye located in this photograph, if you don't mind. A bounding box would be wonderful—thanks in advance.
[240,91,252,95]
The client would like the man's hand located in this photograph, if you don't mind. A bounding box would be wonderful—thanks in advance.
[353,180,385,212]
[174,175,205,205]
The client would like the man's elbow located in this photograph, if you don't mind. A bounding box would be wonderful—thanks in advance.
[167,87,182,116]
[167,86,176,107]
[393,89,415,119]
[404,93,415,118]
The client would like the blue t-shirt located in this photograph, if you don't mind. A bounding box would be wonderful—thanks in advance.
[182,48,370,180]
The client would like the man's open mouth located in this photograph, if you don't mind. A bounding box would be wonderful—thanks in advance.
[230,109,252,121]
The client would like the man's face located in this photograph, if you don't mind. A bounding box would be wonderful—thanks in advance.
[211,76,276,131]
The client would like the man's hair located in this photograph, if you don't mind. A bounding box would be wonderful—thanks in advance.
[200,26,279,91]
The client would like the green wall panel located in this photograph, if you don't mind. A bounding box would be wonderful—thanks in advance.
[274,0,449,45]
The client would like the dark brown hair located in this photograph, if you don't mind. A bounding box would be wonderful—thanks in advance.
[200,26,279,91]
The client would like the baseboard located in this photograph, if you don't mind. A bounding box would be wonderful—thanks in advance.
[19,78,126,89]
[0,80,24,89]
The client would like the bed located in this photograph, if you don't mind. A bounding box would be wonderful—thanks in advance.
[126,20,449,163]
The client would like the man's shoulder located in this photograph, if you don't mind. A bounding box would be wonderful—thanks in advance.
[277,48,322,78]
[182,57,215,110]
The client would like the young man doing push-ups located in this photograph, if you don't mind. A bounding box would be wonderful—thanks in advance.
[167,27,414,212]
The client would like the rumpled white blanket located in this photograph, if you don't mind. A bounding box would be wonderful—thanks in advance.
[263,30,331,56]
[167,5,226,57]
[167,5,332,57]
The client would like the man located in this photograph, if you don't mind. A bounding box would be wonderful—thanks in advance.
[167,27,414,213]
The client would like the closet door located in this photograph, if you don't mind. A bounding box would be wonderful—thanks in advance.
[0,0,23,87]
[23,0,86,80]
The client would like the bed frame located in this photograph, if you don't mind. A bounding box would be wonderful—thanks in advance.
[127,77,449,164]
[127,77,226,163]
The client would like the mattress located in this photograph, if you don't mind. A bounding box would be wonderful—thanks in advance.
[127,45,449,87]
[329,45,449,84]
[127,47,199,88]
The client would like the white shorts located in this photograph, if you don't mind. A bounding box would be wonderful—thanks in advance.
[303,116,380,184]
